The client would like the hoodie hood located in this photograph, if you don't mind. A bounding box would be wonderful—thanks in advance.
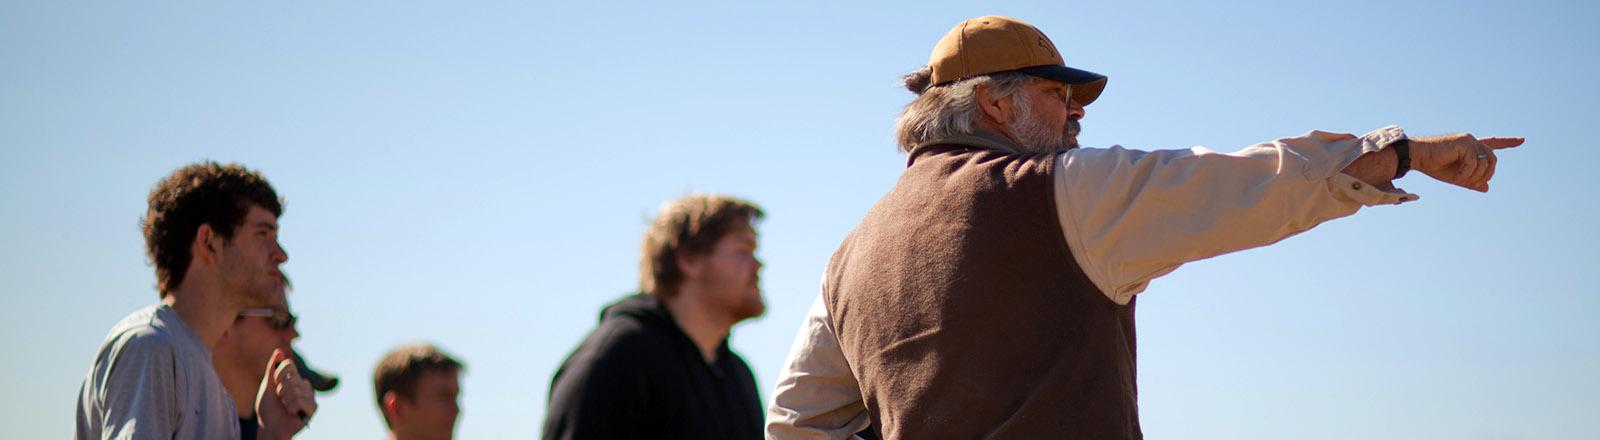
[598,293,677,331]
[598,293,733,356]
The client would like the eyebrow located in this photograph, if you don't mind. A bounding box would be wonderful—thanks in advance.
[251,221,278,232]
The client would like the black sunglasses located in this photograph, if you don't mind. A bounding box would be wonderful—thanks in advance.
[238,308,297,331]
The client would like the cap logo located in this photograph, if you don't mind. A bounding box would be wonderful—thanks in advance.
[1033,28,1059,59]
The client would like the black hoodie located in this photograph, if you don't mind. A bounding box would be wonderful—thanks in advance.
[542,293,763,440]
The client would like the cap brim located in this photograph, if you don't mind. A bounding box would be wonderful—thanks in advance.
[1018,65,1107,106]
[290,348,340,392]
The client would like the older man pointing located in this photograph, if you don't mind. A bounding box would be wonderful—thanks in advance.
[767,15,1522,440]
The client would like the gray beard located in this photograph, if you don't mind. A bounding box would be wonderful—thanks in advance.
[1006,92,1080,152]
[1008,114,1079,152]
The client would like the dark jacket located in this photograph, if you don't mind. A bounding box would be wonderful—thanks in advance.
[542,293,763,440]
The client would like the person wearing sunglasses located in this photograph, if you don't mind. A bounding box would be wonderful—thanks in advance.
[215,279,338,440]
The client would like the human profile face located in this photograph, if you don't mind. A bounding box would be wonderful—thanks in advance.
[1006,79,1087,152]
[236,303,299,353]
[219,291,297,383]
[684,222,765,323]
[394,370,461,440]
[217,205,289,306]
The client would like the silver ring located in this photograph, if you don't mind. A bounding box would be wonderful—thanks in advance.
[1475,153,1489,159]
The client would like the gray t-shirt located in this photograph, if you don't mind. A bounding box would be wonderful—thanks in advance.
[76,303,240,440]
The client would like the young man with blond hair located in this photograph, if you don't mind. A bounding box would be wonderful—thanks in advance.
[543,193,766,439]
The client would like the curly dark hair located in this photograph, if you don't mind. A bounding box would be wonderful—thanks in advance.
[638,194,764,299]
[141,161,282,295]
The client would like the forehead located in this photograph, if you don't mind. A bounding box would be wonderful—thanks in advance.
[718,222,759,245]
[417,369,461,390]
[242,204,279,228]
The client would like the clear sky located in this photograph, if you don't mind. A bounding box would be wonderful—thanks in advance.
[3,0,1596,438]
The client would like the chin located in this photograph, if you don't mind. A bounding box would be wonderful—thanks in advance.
[742,301,767,321]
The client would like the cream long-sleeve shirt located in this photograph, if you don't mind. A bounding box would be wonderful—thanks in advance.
[766,126,1413,439]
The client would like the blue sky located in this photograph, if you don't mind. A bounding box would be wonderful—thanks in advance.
[3,1,1596,438]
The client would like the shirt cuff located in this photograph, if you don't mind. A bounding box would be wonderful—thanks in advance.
[1329,172,1419,206]
[1360,125,1407,157]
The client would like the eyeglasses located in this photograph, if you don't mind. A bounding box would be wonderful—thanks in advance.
[1055,84,1075,105]
[238,308,297,331]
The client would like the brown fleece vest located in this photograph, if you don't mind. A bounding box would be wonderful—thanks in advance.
[824,145,1141,439]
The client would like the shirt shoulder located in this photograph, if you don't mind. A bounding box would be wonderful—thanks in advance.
[79,310,186,440]
[99,308,183,366]
[556,314,676,382]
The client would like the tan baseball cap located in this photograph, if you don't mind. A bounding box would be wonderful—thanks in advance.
[929,16,1107,106]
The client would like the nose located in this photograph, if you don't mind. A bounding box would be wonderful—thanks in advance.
[1066,99,1086,121]
[273,241,289,264]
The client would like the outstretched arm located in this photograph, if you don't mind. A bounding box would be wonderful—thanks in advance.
[1056,126,1526,304]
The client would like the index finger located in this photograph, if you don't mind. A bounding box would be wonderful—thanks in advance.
[274,353,300,379]
[1481,137,1525,150]
[263,349,289,387]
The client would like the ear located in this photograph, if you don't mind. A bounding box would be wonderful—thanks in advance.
[975,83,1016,127]
[383,391,404,420]
[675,250,703,280]
[191,223,220,266]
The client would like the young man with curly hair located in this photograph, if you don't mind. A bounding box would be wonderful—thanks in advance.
[76,161,317,440]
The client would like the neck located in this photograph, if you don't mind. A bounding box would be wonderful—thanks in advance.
[976,119,1023,147]
[163,276,238,351]
[662,289,732,363]
[216,362,257,418]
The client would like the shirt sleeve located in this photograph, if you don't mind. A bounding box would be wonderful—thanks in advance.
[1055,126,1415,305]
[766,292,871,440]
[99,333,181,440]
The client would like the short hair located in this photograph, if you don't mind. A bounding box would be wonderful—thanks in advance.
[373,343,463,426]
[893,66,1035,152]
[638,194,765,299]
[141,161,283,295]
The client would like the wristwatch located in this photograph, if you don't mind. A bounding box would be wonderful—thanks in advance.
[1391,137,1411,179]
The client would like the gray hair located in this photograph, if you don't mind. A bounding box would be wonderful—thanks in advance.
[893,67,1035,152]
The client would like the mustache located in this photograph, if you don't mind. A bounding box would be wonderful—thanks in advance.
[1065,119,1081,137]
